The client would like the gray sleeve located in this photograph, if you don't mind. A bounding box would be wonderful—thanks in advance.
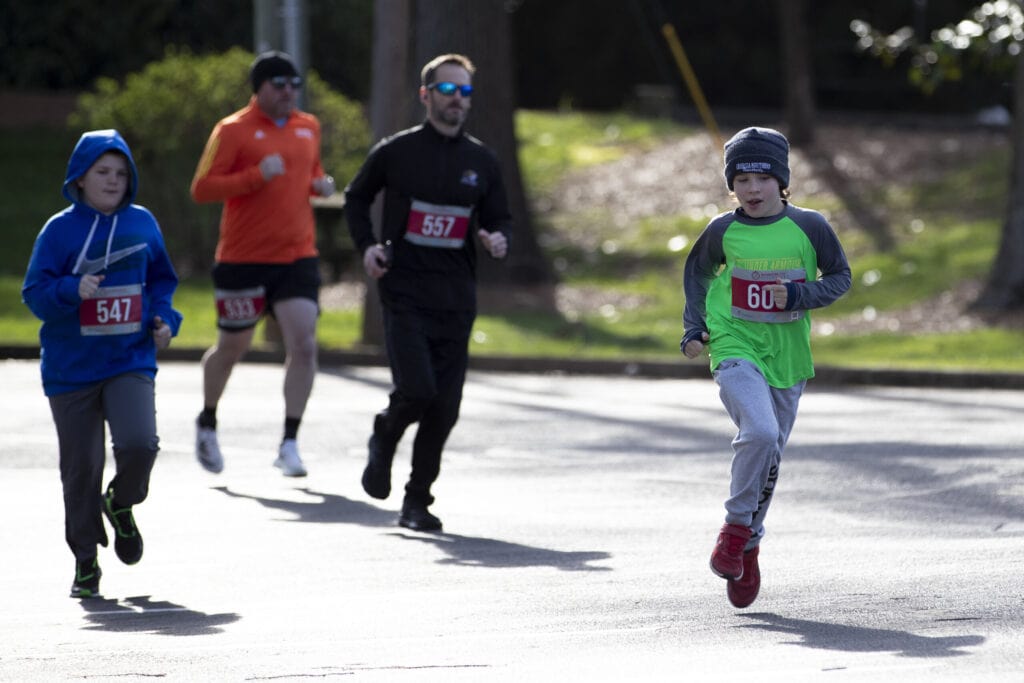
[681,218,727,348]
[786,207,852,311]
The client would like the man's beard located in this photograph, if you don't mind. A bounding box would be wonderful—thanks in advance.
[438,105,465,127]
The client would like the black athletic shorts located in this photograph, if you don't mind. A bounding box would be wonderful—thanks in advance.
[211,257,321,331]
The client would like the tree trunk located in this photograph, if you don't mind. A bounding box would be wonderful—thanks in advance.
[973,48,1024,312]
[777,0,815,146]
[360,0,415,347]
[412,0,556,303]
[787,0,891,252]
[359,0,557,333]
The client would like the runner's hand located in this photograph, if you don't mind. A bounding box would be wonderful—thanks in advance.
[152,315,172,350]
[682,331,710,359]
[478,229,507,259]
[78,274,104,300]
[259,153,285,180]
[362,244,389,280]
[313,174,335,197]
[765,280,789,309]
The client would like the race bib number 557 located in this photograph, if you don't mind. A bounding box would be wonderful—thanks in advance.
[404,199,472,249]
[80,284,143,336]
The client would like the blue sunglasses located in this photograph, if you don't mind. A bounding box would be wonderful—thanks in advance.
[429,81,473,97]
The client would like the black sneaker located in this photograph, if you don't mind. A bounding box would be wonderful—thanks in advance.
[70,557,102,598]
[361,435,393,500]
[399,503,442,532]
[103,487,143,565]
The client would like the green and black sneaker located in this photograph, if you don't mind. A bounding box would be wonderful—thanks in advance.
[70,557,102,599]
[103,487,143,565]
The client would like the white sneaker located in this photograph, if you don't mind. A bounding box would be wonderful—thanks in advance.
[274,439,307,477]
[196,424,224,473]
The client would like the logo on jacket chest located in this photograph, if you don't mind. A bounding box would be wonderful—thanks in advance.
[252,127,313,140]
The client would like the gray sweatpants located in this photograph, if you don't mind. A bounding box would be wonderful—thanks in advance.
[48,373,160,561]
[713,358,805,550]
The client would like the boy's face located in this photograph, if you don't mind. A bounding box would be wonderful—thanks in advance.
[732,172,784,218]
[77,152,129,215]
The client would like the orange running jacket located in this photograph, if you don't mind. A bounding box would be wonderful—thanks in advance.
[191,98,325,264]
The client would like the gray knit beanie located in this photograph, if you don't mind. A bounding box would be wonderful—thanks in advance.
[723,127,790,190]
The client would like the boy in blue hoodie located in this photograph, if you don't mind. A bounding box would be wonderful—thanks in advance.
[23,129,183,598]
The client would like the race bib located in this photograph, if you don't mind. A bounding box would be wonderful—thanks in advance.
[731,267,806,323]
[215,286,267,328]
[80,284,143,336]
[404,199,472,249]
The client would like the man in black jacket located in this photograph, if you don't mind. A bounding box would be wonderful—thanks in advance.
[344,53,511,531]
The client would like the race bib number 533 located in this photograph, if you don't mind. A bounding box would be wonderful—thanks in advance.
[80,284,143,336]
[215,286,267,328]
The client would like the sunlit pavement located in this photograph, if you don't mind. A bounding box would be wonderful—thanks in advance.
[1,359,1022,681]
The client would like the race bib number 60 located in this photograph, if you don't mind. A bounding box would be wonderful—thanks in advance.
[730,267,806,323]
[80,284,143,336]
[404,199,472,249]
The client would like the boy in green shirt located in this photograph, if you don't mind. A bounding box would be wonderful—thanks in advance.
[681,127,851,608]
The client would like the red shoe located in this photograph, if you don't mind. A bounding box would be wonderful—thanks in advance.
[727,546,761,608]
[710,523,752,580]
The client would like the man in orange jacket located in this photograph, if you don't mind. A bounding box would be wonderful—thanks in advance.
[190,51,335,477]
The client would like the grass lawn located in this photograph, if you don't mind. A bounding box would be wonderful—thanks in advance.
[3,112,1022,373]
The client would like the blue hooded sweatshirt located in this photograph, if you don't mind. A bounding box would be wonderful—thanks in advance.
[22,129,183,396]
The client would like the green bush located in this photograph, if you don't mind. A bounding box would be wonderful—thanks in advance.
[69,46,370,276]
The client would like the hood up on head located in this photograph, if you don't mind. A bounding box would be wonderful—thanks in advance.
[62,129,139,211]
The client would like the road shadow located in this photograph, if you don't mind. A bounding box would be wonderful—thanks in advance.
[389,531,612,572]
[78,595,240,635]
[211,486,612,571]
[211,485,396,527]
[736,612,984,658]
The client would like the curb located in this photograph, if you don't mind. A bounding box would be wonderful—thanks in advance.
[3,345,1022,390]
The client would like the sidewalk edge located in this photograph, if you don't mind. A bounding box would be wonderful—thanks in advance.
[3,345,1021,390]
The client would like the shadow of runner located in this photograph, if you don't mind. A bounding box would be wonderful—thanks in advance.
[209,487,611,570]
[389,531,612,572]
[79,595,240,635]
[736,612,984,658]
[211,486,396,527]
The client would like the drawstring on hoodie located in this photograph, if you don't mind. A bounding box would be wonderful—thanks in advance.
[104,216,118,269]
[72,214,118,275]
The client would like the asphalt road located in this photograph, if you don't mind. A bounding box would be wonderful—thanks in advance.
[1,359,1022,681]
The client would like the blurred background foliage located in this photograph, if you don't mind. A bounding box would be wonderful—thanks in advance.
[66,47,370,275]
[0,1,1003,115]
[2,0,1020,369]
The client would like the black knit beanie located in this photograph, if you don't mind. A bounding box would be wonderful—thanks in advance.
[723,127,790,190]
[250,51,299,93]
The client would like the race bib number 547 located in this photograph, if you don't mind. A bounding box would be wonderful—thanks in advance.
[80,284,143,336]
